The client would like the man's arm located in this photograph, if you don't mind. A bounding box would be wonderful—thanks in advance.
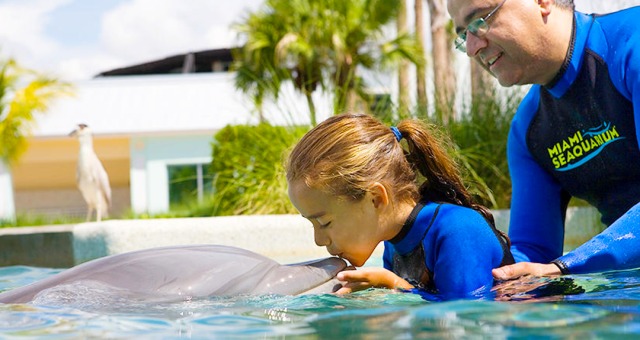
[497,12,640,278]
[553,202,640,273]
[506,90,567,264]
[495,202,640,278]
[555,21,640,273]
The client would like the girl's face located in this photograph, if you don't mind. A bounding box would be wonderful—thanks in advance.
[288,180,385,267]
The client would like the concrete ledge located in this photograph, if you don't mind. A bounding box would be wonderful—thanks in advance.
[0,207,604,268]
[0,215,384,267]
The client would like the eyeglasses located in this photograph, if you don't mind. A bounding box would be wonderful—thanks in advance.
[454,0,507,53]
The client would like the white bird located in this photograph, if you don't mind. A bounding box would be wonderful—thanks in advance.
[69,124,112,222]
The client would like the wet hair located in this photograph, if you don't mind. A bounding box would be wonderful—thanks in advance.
[286,112,497,227]
[554,0,575,10]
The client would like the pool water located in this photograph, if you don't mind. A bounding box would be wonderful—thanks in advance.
[2,266,640,338]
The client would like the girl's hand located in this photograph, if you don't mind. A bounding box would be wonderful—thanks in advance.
[334,267,414,295]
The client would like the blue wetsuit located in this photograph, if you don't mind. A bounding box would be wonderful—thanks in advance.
[382,201,513,299]
[508,7,640,274]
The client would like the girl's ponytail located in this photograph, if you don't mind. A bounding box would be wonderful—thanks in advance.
[396,120,501,236]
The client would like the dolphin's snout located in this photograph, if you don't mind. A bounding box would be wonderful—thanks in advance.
[289,257,348,277]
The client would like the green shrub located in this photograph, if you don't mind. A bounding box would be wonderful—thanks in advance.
[166,91,519,217]
[204,123,310,216]
[442,91,521,209]
[0,213,85,228]
[369,90,519,209]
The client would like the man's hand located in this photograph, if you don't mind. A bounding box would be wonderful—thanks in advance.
[492,262,562,280]
[334,267,414,295]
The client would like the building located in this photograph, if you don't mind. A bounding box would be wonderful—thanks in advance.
[0,49,328,221]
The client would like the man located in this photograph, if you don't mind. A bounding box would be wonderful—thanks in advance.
[446,0,640,279]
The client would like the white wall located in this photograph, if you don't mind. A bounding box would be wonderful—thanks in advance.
[130,134,214,214]
[575,0,640,13]
[32,72,333,139]
[0,161,15,221]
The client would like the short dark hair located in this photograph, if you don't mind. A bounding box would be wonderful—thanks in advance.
[554,0,575,10]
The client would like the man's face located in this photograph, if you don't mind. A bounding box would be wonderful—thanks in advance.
[447,0,557,87]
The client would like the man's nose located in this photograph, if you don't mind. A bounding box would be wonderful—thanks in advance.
[465,32,488,57]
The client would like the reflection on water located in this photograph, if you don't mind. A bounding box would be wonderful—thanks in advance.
[1,266,640,338]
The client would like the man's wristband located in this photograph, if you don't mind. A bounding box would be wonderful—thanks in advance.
[551,259,570,275]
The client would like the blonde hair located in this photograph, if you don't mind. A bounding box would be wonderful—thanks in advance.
[286,113,496,226]
[287,113,415,203]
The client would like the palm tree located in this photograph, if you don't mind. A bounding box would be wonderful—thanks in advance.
[231,50,285,123]
[427,0,456,123]
[328,0,425,115]
[233,0,324,124]
[397,0,410,118]
[233,0,424,125]
[0,57,73,164]
[414,0,428,117]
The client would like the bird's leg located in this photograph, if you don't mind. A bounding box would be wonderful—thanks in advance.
[95,192,104,222]
[86,206,93,222]
[96,205,102,222]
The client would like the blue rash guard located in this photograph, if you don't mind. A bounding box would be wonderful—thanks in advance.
[382,201,513,299]
[508,8,640,274]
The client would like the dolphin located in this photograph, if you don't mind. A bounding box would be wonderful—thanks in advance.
[0,245,347,304]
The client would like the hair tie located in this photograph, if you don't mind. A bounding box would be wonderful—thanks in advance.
[390,126,402,142]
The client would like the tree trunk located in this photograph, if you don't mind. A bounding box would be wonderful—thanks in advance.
[397,0,411,119]
[305,92,317,126]
[415,0,428,118]
[428,0,456,124]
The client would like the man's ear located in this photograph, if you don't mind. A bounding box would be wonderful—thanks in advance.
[538,0,553,16]
[369,182,390,209]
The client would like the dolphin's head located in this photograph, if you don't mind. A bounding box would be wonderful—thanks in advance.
[0,246,350,305]
[252,257,348,295]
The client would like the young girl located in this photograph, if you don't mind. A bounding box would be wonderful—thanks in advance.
[286,113,514,299]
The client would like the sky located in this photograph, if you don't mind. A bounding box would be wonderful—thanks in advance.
[1,0,640,82]
[0,0,264,81]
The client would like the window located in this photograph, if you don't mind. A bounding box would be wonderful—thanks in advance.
[167,163,214,207]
